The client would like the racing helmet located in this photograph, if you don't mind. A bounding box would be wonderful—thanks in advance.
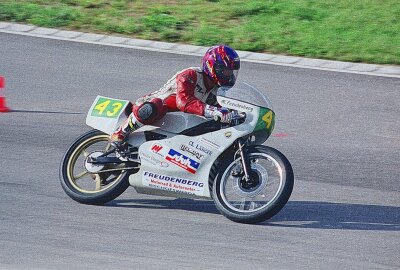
[202,45,240,87]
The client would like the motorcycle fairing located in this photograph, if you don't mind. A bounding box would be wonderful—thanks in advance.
[86,96,211,136]
[86,82,276,199]
[129,103,262,199]
[86,96,130,134]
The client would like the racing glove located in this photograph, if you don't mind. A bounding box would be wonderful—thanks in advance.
[204,105,234,123]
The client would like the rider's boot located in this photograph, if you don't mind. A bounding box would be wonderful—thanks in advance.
[110,113,142,150]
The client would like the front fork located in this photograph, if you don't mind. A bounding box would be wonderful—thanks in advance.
[237,138,252,182]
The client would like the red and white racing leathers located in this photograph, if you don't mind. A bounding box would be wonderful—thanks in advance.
[135,67,218,119]
[111,67,218,142]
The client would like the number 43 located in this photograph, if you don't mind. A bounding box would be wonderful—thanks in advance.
[95,100,123,117]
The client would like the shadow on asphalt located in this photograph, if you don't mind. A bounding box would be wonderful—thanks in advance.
[267,201,400,231]
[106,198,219,214]
[107,199,400,231]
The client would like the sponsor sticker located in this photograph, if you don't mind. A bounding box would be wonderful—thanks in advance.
[225,132,232,138]
[151,143,163,153]
[219,99,254,112]
[140,151,169,167]
[165,149,200,174]
[150,142,167,158]
[198,138,222,151]
[142,171,205,196]
[188,141,213,155]
[180,145,204,160]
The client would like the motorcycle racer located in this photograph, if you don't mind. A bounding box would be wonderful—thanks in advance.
[110,44,241,148]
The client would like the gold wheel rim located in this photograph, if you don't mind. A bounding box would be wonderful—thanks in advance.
[66,134,125,194]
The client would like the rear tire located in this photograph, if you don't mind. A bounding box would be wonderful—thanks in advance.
[59,130,130,205]
[212,145,294,224]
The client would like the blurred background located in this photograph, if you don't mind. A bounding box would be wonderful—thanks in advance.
[1,0,399,64]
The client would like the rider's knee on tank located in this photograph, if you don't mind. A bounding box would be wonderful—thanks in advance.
[133,98,166,125]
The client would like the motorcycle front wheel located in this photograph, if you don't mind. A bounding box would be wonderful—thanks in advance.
[59,130,132,205]
[212,145,294,224]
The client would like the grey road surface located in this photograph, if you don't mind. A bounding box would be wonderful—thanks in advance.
[0,33,399,270]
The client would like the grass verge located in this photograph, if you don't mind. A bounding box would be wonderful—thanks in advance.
[1,0,399,64]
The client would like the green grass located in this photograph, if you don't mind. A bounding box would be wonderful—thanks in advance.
[1,0,399,64]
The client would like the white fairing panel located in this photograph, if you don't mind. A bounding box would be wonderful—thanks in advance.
[130,134,224,199]
[129,103,261,199]
[86,96,209,135]
[86,96,130,135]
[151,112,209,133]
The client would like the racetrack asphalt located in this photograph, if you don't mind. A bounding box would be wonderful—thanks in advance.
[0,32,399,269]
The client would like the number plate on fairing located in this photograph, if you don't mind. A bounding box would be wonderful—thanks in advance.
[86,96,130,134]
[254,107,275,136]
[91,97,128,119]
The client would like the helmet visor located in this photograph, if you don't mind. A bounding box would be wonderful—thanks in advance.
[215,65,239,87]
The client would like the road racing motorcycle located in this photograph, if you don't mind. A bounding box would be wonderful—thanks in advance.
[60,82,294,224]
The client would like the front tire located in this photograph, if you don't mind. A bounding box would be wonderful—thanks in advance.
[59,130,131,205]
[212,145,294,224]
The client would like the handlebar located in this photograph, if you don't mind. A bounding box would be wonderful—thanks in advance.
[213,112,246,122]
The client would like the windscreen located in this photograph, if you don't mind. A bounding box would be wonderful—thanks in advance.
[218,82,273,109]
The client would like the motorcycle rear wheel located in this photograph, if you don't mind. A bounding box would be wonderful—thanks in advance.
[212,145,294,224]
[60,130,131,205]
